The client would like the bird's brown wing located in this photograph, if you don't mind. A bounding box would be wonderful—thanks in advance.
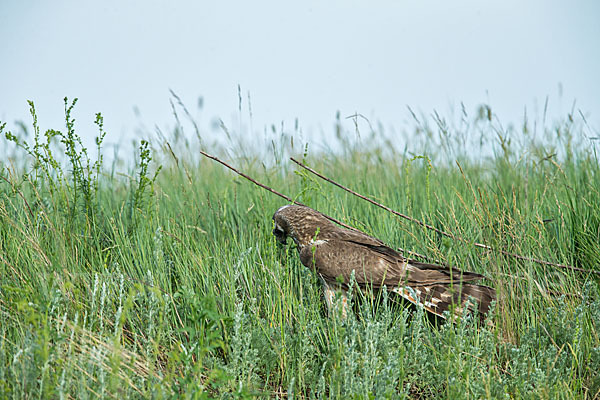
[320,228,486,284]
[321,228,411,267]
[300,238,405,287]
[301,234,495,319]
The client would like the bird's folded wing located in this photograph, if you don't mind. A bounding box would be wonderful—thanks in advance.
[323,229,486,284]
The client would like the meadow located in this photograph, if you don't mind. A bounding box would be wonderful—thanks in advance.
[1,98,599,399]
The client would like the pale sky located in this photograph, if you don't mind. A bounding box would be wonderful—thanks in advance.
[1,1,599,153]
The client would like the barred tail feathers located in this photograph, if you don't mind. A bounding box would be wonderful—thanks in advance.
[392,283,495,320]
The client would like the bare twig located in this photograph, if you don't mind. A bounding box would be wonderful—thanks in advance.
[293,158,452,238]
[198,150,430,261]
[290,157,600,277]
[200,150,354,230]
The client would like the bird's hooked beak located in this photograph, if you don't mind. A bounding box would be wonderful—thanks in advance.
[272,222,287,244]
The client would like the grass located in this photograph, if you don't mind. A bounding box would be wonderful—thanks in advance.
[0,98,599,398]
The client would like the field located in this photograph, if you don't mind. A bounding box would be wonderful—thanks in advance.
[1,99,600,398]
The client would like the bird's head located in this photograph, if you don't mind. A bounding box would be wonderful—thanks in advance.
[272,204,333,247]
[272,205,295,245]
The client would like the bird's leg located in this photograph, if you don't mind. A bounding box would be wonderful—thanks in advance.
[321,280,349,319]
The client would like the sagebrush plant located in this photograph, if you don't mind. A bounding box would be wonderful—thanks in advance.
[0,98,599,398]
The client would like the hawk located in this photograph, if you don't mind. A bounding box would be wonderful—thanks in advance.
[272,204,496,321]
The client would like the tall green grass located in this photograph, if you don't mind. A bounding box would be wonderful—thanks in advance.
[1,98,599,398]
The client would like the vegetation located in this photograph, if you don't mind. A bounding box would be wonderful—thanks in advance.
[1,98,599,398]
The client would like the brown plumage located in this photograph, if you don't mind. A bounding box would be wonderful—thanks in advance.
[272,204,495,321]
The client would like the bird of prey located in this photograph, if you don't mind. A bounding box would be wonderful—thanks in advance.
[272,204,496,321]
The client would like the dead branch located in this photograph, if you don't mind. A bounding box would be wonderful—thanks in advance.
[290,157,600,277]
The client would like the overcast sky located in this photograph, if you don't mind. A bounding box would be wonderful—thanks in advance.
[1,1,599,152]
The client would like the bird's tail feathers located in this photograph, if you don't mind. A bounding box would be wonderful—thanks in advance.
[392,282,495,322]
